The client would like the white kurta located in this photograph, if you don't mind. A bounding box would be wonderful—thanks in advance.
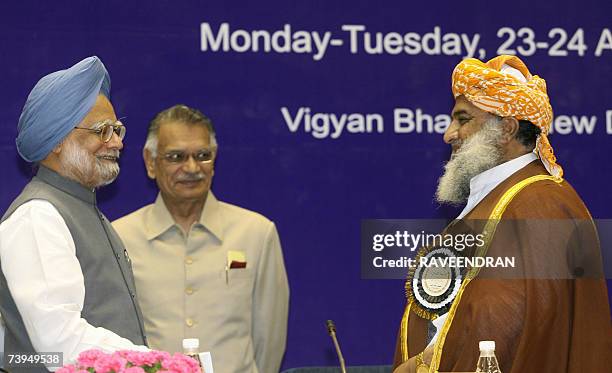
[0,200,148,370]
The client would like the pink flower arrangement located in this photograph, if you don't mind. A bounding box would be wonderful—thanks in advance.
[57,349,202,373]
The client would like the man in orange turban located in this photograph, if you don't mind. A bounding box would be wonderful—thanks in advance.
[392,56,611,373]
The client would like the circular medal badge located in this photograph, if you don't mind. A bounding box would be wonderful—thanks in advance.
[407,247,463,319]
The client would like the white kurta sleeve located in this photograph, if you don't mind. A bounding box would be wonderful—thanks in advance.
[0,200,147,371]
[251,222,289,373]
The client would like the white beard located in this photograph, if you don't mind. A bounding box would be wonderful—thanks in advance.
[435,118,504,205]
[59,138,120,188]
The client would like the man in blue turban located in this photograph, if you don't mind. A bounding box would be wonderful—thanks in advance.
[16,56,112,163]
[0,57,148,372]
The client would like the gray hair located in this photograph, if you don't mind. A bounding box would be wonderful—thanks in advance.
[144,104,218,158]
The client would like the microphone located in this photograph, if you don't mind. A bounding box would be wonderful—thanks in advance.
[326,320,347,373]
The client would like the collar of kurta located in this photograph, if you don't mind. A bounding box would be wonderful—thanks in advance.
[145,191,224,242]
[469,152,538,192]
[35,165,97,205]
[457,153,539,220]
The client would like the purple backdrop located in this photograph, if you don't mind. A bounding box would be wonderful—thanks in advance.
[1,1,610,370]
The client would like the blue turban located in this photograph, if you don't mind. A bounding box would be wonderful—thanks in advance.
[16,56,111,162]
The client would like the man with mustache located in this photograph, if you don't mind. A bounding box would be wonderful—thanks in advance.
[392,56,611,372]
[113,105,289,373]
[0,57,148,372]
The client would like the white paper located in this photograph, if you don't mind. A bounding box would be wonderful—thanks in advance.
[198,351,214,373]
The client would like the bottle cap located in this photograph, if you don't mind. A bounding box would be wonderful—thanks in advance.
[479,340,495,352]
[183,338,200,350]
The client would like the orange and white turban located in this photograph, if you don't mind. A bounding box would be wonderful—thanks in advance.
[451,55,562,178]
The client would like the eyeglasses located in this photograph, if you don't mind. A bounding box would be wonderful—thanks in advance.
[75,119,126,143]
[162,149,215,164]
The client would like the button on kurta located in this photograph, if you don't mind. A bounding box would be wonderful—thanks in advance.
[185,257,193,265]
[186,318,194,327]
[185,287,194,295]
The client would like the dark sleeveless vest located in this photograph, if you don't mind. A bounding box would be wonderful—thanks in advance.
[0,166,147,372]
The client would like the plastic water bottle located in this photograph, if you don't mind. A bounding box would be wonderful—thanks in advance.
[183,338,204,370]
[475,340,502,373]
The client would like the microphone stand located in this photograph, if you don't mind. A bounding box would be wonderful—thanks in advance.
[326,320,347,373]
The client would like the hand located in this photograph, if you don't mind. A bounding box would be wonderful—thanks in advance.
[392,345,434,373]
[392,359,414,373]
[422,345,433,365]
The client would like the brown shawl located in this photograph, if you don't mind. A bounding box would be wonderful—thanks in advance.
[393,161,612,372]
